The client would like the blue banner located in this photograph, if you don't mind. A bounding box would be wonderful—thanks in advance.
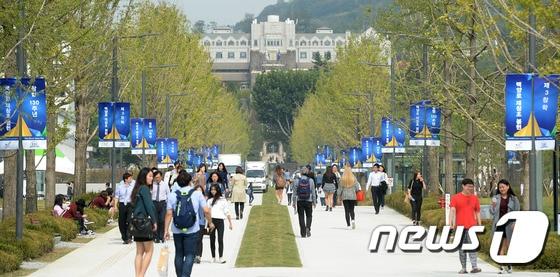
[373,137,383,163]
[168,138,178,165]
[98,102,130,148]
[144,119,157,154]
[211,144,220,158]
[381,117,406,153]
[156,138,169,168]
[131,118,157,154]
[186,148,195,166]
[361,137,374,164]
[0,77,47,150]
[323,145,332,162]
[409,100,441,147]
[348,147,362,167]
[505,74,558,150]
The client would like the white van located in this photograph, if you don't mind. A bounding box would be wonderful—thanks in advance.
[245,161,268,193]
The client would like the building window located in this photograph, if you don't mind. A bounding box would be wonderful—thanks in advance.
[228,52,235,59]
[325,51,332,60]
[241,40,247,46]
[215,52,223,59]
[295,41,299,46]
[228,40,234,46]
[300,41,306,46]
[313,52,320,59]
[324,40,331,46]
[240,52,247,59]
[216,40,222,46]
[312,40,319,46]
[254,40,258,46]
[300,52,307,59]
[204,41,211,46]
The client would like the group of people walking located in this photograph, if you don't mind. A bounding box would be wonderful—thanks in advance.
[107,161,247,277]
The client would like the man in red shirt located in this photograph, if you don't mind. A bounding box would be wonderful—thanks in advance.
[450,178,482,274]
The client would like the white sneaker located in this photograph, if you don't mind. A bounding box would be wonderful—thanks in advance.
[351,220,356,229]
[218,258,226,264]
[213,258,217,263]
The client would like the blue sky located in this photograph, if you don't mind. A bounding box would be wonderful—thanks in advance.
[161,0,277,25]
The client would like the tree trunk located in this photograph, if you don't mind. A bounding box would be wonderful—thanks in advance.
[24,150,37,213]
[465,4,478,180]
[45,107,56,210]
[2,152,17,220]
[427,147,440,195]
[521,151,530,210]
[74,93,88,198]
[443,110,454,194]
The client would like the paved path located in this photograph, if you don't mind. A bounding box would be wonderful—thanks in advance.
[30,192,558,277]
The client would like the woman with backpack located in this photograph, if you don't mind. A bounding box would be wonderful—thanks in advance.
[273,165,286,204]
[231,166,248,220]
[337,165,361,230]
[321,166,338,212]
[130,167,157,277]
[208,183,233,264]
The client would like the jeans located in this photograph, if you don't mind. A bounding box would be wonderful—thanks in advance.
[342,200,356,226]
[372,187,383,213]
[234,202,245,218]
[209,218,225,258]
[459,230,478,269]
[297,201,313,237]
[153,200,166,241]
[118,203,131,242]
[410,197,423,222]
[173,232,198,277]
[196,225,205,257]
[248,191,254,204]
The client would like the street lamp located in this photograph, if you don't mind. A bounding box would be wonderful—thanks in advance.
[110,32,159,188]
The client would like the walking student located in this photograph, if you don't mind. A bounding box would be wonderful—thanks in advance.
[286,178,294,206]
[365,164,384,214]
[151,170,169,243]
[490,179,520,274]
[130,168,157,277]
[321,165,338,211]
[193,184,207,264]
[292,165,316,238]
[407,171,426,225]
[194,164,208,188]
[207,184,233,264]
[231,166,247,220]
[216,163,229,193]
[273,165,286,204]
[331,164,341,208]
[378,165,389,209]
[115,172,134,244]
[164,171,214,277]
[450,178,482,274]
[337,165,361,230]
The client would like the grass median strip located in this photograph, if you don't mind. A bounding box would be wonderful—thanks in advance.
[235,190,302,267]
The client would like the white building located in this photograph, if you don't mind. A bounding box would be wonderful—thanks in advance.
[201,15,350,87]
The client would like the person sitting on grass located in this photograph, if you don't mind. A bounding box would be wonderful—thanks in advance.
[52,194,67,217]
[63,199,94,235]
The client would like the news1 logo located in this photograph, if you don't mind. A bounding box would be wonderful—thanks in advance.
[368,211,549,264]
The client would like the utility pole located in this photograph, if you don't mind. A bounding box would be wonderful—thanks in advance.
[15,0,26,241]
[422,44,429,184]
[528,12,542,211]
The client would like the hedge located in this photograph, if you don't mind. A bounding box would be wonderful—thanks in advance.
[0,200,113,274]
[385,192,560,272]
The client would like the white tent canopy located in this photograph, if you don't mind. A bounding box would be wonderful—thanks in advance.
[0,139,75,175]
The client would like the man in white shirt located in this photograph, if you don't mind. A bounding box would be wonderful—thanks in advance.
[114,172,135,243]
[366,164,384,214]
[152,170,170,243]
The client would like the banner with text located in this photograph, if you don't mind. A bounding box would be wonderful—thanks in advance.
[98,102,130,148]
[409,101,441,147]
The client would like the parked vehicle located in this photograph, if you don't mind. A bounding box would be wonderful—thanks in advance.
[245,161,268,193]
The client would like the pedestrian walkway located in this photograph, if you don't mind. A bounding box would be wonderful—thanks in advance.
[29,193,558,277]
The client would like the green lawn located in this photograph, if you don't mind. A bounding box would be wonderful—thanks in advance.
[235,190,302,267]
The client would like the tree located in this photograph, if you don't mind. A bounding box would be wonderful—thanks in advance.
[193,20,205,34]
[252,70,320,141]
[290,37,390,163]
[233,14,254,33]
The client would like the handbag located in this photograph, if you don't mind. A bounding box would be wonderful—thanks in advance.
[356,190,365,202]
[129,193,153,240]
[157,242,169,277]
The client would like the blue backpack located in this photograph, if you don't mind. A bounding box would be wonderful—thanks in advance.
[297,177,312,200]
[173,189,197,231]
